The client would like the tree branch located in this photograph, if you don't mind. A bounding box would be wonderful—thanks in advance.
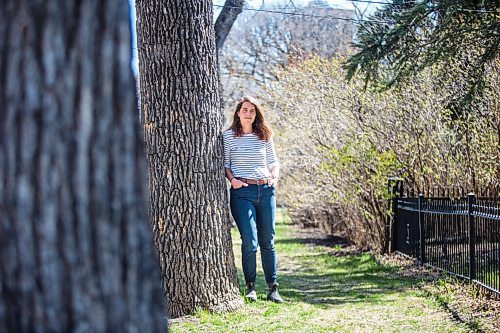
[215,0,245,51]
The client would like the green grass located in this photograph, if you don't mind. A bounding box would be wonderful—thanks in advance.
[170,210,469,333]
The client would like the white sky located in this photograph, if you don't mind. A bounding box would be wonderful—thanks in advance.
[216,0,381,14]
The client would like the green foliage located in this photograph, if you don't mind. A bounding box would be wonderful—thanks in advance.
[321,138,403,201]
[345,0,499,106]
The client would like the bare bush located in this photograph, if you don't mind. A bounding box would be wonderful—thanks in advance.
[266,56,499,252]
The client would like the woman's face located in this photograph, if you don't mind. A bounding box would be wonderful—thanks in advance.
[237,101,256,126]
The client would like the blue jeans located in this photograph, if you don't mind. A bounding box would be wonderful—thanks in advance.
[230,184,277,285]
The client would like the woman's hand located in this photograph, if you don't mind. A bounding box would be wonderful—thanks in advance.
[231,178,248,189]
[268,177,279,187]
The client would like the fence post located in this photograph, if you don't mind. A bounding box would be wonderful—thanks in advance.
[387,177,401,253]
[418,194,426,263]
[468,193,476,281]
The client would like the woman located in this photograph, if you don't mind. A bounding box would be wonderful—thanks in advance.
[223,96,283,303]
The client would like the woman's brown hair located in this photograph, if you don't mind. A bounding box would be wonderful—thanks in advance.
[229,96,272,141]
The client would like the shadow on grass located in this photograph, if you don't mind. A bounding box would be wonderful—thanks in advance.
[233,220,422,310]
[276,252,419,309]
[238,230,418,308]
[275,235,349,248]
[235,246,421,310]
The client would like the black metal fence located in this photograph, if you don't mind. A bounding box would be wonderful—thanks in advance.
[390,185,500,295]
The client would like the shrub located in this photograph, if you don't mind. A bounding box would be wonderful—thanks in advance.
[265,55,499,252]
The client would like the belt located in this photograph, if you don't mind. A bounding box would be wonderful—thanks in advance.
[236,177,270,185]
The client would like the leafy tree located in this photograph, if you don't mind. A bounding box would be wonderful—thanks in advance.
[345,0,499,105]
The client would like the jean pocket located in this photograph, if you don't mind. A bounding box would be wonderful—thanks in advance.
[231,186,244,195]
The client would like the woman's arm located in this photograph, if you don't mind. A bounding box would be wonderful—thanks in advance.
[270,165,279,180]
[266,137,280,186]
[225,167,234,182]
[225,167,247,188]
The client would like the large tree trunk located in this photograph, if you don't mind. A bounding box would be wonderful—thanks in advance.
[135,0,243,318]
[0,1,165,332]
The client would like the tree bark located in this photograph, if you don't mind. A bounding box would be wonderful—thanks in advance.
[135,0,243,318]
[0,1,165,332]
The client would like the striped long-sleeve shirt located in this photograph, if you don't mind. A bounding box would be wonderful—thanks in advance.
[223,129,279,180]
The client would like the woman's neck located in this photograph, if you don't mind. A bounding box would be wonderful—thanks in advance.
[241,125,253,134]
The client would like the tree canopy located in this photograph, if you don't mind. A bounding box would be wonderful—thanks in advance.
[345,0,499,104]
